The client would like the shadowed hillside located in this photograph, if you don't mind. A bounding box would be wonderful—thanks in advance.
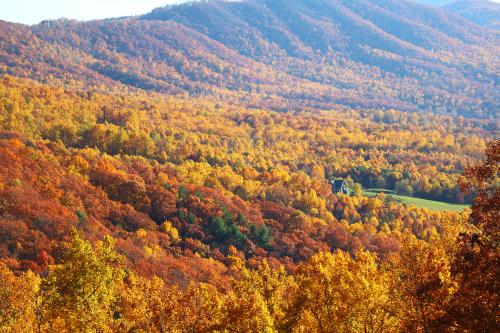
[0,0,498,117]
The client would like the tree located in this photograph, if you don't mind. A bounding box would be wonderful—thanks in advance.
[437,140,499,332]
[41,229,124,332]
[387,235,456,333]
[251,224,272,248]
[211,216,229,242]
[0,264,40,333]
[222,258,289,333]
[113,272,184,333]
[292,250,400,333]
[353,183,363,197]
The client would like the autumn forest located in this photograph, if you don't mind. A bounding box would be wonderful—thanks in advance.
[0,0,498,332]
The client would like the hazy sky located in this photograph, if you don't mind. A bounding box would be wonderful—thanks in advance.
[0,0,188,25]
[2,0,499,25]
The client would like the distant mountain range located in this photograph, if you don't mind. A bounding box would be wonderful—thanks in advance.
[0,0,498,117]
[414,0,500,29]
[443,0,500,29]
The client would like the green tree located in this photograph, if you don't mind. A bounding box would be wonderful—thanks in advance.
[211,217,229,242]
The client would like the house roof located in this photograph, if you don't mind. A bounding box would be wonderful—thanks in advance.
[332,179,345,187]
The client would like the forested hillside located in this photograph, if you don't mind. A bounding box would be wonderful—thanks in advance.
[1,75,489,273]
[0,75,498,332]
[0,0,498,117]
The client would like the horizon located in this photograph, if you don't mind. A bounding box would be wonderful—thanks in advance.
[2,0,499,25]
[0,0,188,25]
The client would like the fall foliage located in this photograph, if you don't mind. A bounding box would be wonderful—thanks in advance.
[0,0,499,117]
[0,73,497,332]
[0,0,498,328]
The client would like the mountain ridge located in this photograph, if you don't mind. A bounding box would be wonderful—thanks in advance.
[443,0,500,29]
[0,0,498,117]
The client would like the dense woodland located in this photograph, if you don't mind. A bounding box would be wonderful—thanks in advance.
[0,75,498,332]
[0,0,499,332]
[0,0,499,117]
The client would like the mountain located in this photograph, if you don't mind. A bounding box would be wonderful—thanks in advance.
[0,0,498,117]
[413,0,500,30]
[443,0,500,29]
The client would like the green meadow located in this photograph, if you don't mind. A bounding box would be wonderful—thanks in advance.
[363,189,470,212]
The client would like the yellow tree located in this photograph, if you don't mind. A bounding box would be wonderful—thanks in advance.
[386,235,457,333]
[113,272,187,333]
[177,283,225,332]
[217,258,275,333]
[0,264,40,333]
[41,230,124,332]
[224,258,296,333]
[292,250,400,333]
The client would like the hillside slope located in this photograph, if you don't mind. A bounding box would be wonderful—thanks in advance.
[0,0,498,117]
[2,75,487,278]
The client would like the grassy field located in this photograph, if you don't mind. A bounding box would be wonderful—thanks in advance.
[363,189,470,212]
